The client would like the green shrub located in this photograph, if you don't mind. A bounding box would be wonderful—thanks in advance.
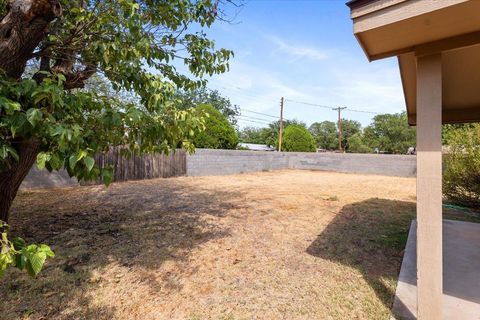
[0,221,54,278]
[282,125,317,152]
[443,124,480,208]
[347,133,371,153]
[193,104,239,149]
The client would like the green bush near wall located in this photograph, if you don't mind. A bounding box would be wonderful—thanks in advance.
[282,125,317,152]
[443,124,480,208]
[193,104,239,149]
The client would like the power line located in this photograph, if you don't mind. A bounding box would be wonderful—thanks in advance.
[236,118,270,126]
[238,114,272,123]
[240,108,281,119]
[344,108,380,115]
[237,114,271,123]
[284,98,381,115]
[239,110,298,126]
[206,82,383,117]
[284,98,333,110]
[240,108,293,122]
[207,85,274,104]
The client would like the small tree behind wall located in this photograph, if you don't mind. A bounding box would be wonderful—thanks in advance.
[193,104,239,149]
[282,125,317,152]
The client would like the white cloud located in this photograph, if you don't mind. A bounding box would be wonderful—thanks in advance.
[267,35,329,61]
[204,38,404,128]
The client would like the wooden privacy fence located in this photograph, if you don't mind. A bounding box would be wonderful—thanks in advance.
[94,147,187,182]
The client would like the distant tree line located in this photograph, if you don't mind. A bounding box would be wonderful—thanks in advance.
[177,90,479,209]
[174,87,416,154]
[239,111,417,154]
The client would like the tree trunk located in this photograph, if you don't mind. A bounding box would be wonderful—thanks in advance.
[0,139,40,222]
[0,0,61,78]
[0,0,62,222]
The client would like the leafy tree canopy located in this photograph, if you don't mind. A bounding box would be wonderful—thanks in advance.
[309,121,337,150]
[363,112,415,154]
[175,88,239,125]
[340,119,361,148]
[264,119,306,149]
[443,124,480,208]
[347,133,371,154]
[282,124,316,152]
[0,0,237,277]
[442,124,477,145]
[0,0,236,222]
[238,126,270,144]
[193,104,238,149]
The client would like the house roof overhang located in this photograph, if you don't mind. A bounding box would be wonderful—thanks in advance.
[347,0,480,125]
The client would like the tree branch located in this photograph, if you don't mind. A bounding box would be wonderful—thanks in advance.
[0,0,62,79]
[55,62,96,89]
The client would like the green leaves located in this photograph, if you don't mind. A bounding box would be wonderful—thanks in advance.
[0,144,19,162]
[0,96,21,115]
[84,156,95,172]
[443,124,480,208]
[48,153,62,171]
[363,112,415,154]
[36,152,51,170]
[101,167,114,186]
[21,244,55,277]
[0,0,234,188]
[192,104,238,149]
[0,221,54,278]
[282,125,317,152]
[68,154,77,170]
[26,108,43,126]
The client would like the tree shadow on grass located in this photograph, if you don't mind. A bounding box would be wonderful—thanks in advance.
[0,179,246,319]
[306,198,480,319]
[306,198,416,317]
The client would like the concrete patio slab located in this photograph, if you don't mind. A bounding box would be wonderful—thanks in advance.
[393,219,480,320]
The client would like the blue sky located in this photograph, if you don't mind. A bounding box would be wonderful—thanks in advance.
[194,1,406,128]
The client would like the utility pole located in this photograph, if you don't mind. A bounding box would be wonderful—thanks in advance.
[278,97,284,152]
[333,107,347,152]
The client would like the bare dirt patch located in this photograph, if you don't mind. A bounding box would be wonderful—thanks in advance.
[1,170,477,319]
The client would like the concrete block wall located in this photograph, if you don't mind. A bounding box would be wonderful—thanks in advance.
[187,149,417,177]
[186,149,291,176]
[21,149,417,189]
[288,152,417,177]
[21,167,78,189]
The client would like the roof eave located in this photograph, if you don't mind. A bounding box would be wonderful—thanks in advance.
[346,0,380,10]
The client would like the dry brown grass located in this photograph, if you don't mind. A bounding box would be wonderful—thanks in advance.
[1,170,477,320]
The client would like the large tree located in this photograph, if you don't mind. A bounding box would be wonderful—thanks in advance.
[363,112,416,154]
[340,119,361,149]
[346,133,370,153]
[193,104,238,149]
[309,121,337,150]
[0,0,236,222]
[238,126,270,144]
[175,88,239,125]
[282,124,316,152]
[263,119,305,149]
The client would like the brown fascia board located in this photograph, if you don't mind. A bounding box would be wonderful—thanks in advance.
[346,0,380,10]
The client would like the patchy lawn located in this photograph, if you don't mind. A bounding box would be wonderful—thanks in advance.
[1,170,478,320]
